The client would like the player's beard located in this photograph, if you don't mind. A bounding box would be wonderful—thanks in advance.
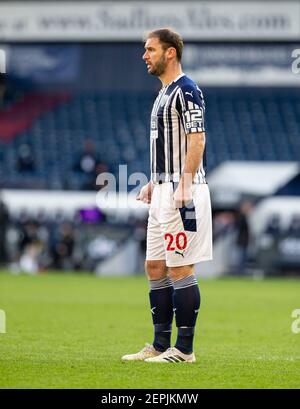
[150,53,167,77]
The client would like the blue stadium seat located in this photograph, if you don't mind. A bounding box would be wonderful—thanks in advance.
[1,87,299,190]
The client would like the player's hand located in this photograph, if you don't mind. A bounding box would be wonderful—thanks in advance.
[137,182,153,204]
[173,183,193,209]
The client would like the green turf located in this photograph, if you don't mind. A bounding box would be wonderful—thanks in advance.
[0,271,299,389]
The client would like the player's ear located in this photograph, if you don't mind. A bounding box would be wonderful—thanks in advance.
[166,47,177,60]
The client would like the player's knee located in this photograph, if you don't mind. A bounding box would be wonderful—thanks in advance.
[169,265,195,282]
[145,260,168,280]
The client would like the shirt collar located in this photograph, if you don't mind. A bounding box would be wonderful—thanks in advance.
[161,73,185,90]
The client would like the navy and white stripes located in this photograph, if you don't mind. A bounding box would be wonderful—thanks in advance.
[150,74,207,185]
[172,275,198,290]
[150,275,198,291]
[149,277,173,291]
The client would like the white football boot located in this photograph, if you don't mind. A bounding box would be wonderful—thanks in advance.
[121,343,162,362]
[144,347,196,363]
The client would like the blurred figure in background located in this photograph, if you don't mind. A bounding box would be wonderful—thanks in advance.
[51,223,75,270]
[256,213,282,276]
[94,161,109,191]
[231,200,253,275]
[73,139,98,175]
[17,219,43,274]
[19,240,43,275]
[73,138,108,190]
[16,143,35,173]
[0,193,9,265]
[213,211,235,239]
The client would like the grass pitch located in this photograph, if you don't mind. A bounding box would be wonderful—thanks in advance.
[0,271,299,389]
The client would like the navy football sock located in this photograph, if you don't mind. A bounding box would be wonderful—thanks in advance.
[172,275,200,354]
[149,277,174,352]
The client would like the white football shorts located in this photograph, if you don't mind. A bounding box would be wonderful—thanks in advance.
[146,182,213,267]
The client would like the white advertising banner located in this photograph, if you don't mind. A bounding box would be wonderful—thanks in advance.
[0,1,299,41]
[184,44,300,85]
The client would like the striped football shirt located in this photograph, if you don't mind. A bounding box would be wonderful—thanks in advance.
[150,73,207,184]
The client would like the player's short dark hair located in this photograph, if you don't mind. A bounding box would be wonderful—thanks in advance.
[145,28,184,62]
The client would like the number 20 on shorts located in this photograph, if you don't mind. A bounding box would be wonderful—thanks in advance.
[164,232,187,251]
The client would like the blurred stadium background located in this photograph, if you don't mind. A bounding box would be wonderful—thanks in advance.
[0,0,300,278]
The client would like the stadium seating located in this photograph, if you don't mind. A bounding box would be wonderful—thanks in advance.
[0,87,299,190]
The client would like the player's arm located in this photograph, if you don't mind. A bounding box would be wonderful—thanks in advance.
[173,132,205,208]
[174,85,206,209]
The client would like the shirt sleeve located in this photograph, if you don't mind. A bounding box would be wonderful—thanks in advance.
[176,84,205,134]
